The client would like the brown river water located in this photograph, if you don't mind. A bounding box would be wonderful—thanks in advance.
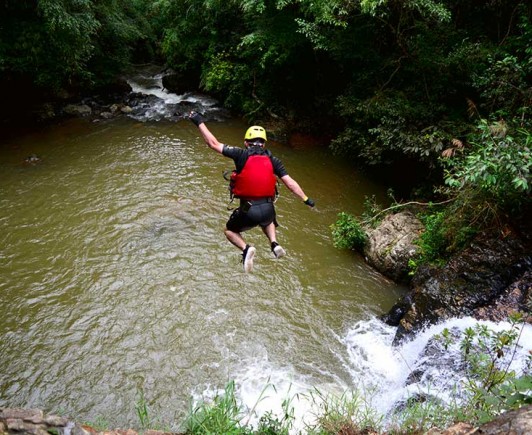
[0,114,407,429]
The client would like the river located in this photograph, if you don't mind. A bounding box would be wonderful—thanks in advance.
[1,73,530,432]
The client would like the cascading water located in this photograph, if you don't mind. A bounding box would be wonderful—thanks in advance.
[344,317,531,412]
[125,66,224,122]
[231,316,531,432]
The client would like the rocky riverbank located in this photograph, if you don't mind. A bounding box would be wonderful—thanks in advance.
[363,210,532,343]
[0,67,230,141]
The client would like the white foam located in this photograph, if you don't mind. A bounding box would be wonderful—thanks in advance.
[342,316,532,416]
[191,316,531,433]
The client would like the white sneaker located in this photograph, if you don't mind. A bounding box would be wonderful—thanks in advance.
[272,242,286,258]
[242,246,256,272]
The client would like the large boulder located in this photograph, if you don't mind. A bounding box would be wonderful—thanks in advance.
[363,211,424,283]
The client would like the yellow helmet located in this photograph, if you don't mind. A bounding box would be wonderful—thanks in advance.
[244,125,267,142]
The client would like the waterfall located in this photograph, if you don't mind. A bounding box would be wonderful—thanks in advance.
[230,316,531,432]
[124,66,225,122]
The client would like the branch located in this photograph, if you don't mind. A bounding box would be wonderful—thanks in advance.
[251,71,281,119]
[361,197,456,225]
[379,55,408,92]
[499,5,519,47]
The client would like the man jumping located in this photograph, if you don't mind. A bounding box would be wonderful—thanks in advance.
[189,111,315,272]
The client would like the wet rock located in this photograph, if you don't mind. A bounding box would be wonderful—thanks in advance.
[380,294,412,326]
[392,392,442,415]
[426,404,532,434]
[36,103,56,121]
[393,230,532,342]
[23,154,41,165]
[364,211,424,283]
[472,270,532,322]
[64,104,92,117]
[0,408,185,435]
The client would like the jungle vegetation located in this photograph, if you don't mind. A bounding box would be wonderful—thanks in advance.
[1,0,531,259]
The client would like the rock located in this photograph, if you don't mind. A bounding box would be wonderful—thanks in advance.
[363,211,424,283]
[93,79,133,100]
[425,421,476,434]
[0,408,186,435]
[426,404,532,434]
[380,294,412,326]
[392,230,532,342]
[36,103,56,121]
[64,104,92,117]
[23,154,41,165]
[475,404,532,434]
[472,270,532,322]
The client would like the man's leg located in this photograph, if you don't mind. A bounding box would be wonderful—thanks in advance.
[225,228,255,272]
[262,223,286,258]
[261,222,277,244]
[224,228,247,250]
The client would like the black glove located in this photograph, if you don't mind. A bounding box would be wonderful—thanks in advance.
[304,197,315,207]
[189,111,205,127]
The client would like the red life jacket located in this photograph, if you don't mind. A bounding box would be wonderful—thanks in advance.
[231,154,276,199]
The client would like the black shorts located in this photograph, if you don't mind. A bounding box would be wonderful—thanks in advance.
[226,199,277,232]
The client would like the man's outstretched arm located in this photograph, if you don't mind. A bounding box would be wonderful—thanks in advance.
[280,175,315,207]
[189,111,223,154]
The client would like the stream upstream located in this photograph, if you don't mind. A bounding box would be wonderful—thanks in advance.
[1,70,530,432]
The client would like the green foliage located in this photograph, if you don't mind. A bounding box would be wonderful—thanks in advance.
[135,388,151,429]
[183,380,244,434]
[331,212,367,252]
[361,0,451,22]
[409,200,480,273]
[416,210,448,263]
[472,6,532,119]
[388,397,453,434]
[361,194,383,227]
[0,0,157,91]
[253,390,295,435]
[332,91,451,165]
[474,55,532,118]
[452,315,532,423]
[182,380,296,435]
[304,388,382,434]
[443,120,531,210]
[0,0,98,89]
[89,0,158,84]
